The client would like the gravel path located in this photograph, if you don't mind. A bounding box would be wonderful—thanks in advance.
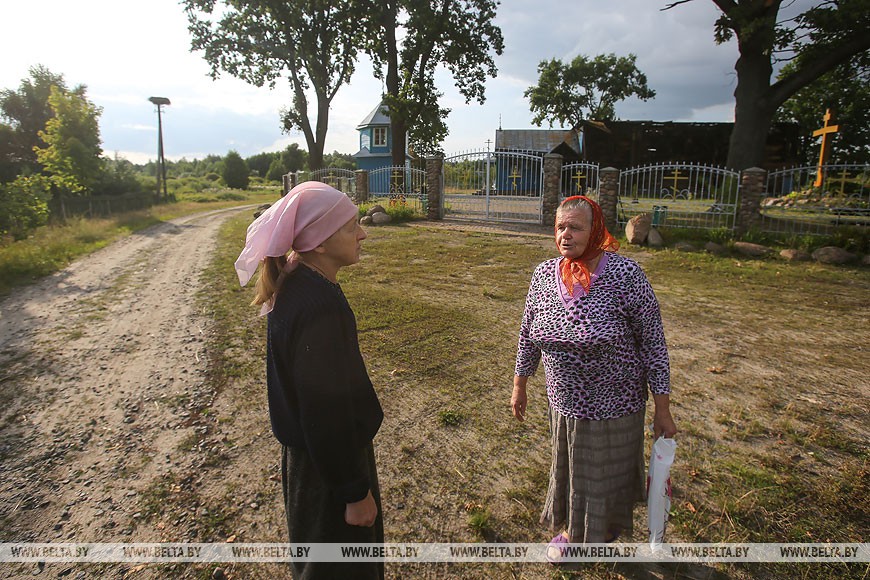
[0,206,257,576]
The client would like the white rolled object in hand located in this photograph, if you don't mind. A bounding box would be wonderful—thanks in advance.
[647,436,677,549]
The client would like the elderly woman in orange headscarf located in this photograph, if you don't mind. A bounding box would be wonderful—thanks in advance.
[511,195,677,562]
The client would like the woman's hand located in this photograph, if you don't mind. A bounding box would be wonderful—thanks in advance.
[512,377,528,422]
[345,490,377,527]
[652,394,677,439]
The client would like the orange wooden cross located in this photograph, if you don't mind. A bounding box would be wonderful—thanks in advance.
[812,109,839,188]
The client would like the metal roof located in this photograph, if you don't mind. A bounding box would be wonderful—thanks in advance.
[356,102,391,129]
[495,128,581,155]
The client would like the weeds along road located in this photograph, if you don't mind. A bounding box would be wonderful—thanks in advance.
[0,206,275,577]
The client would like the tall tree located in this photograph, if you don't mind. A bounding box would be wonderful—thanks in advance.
[222,150,250,189]
[665,0,870,170]
[34,86,103,196]
[184,0,364,170]
[0,65,75,181]
[367,0,504,164]
[524,53,656,128]
[774,55,869,165]
[281,143,308,172]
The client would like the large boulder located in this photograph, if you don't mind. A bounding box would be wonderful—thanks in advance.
[780,249,812,262]
[733,241,771,257]
[371,211,393,225]
[647,228,665,248]
[812,246,856,264]
[674,241,697,252]
[625,213,652,245]
[366,204,387,218]
[359,215,373,226]
[704,241,728,256]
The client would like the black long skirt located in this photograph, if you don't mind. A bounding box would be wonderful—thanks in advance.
[282,443,385,580]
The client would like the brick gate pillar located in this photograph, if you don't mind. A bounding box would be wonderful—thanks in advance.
[354,170,369,204]
[542,153,563,227]
[735,167,766,235]
[598,167,619,233]
[426,156,444,220]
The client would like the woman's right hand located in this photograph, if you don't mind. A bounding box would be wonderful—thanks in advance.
[345,490,377,527]
[511,378,528,422]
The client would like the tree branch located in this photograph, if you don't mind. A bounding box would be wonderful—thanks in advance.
[768,37,870,108]
[661,0,697,11]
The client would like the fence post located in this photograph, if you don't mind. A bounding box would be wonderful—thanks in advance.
[426,156,443,220]
[598,167,619,233]
[542,153,563,227]
[735,167,766,235]
[282,173,291,195]
[354,170,369,204]
[290,172,299,191]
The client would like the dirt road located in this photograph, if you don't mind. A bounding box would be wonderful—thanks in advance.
[0,206,285,579]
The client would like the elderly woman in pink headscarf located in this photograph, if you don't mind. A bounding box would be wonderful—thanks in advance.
[236,182,383,580]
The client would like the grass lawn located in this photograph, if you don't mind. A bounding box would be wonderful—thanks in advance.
[201,215,869,580]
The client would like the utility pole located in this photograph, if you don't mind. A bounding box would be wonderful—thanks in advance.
[148,97,171,200]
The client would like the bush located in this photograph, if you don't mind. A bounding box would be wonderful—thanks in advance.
[0,175,52,240]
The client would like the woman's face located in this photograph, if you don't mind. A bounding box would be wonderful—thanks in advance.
[319,215,367,267]
[555,207,593,260]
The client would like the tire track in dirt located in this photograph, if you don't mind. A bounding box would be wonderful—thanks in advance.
[0,206,255,574]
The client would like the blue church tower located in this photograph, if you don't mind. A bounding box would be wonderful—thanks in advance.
[353,101,410,171]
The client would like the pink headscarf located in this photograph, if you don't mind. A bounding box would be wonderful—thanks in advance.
[234,181,358,291]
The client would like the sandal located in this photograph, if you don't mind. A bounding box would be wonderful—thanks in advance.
[546,532,570,564]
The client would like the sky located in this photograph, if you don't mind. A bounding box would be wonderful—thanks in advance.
[0,0,809,165]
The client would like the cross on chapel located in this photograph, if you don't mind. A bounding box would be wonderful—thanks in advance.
[812,109,839,188]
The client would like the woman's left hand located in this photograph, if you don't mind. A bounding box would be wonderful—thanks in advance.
[653,409,677,439]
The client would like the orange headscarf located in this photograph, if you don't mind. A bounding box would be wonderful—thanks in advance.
[557,196,620,294]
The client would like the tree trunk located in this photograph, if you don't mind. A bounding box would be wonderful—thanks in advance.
[382,1,406,170]
[725,4,780,171]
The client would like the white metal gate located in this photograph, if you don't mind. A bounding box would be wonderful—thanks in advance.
[441,150,543,223]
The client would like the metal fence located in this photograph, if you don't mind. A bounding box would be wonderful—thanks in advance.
[369,165,427,213]
[560,162,600,201]
[617,162,740,230]
[761,164,870,235]
[441,150,543,223]
[299,168,356,195]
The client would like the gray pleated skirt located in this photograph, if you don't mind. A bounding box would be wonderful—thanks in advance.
[540,407,646,543]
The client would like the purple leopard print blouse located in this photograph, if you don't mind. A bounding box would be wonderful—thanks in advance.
[515,252,670,420]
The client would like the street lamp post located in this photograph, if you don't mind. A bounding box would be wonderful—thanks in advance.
[148,97,171,200]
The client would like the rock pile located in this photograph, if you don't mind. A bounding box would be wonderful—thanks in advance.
[359,204,392,226]
[624,212,866,266]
